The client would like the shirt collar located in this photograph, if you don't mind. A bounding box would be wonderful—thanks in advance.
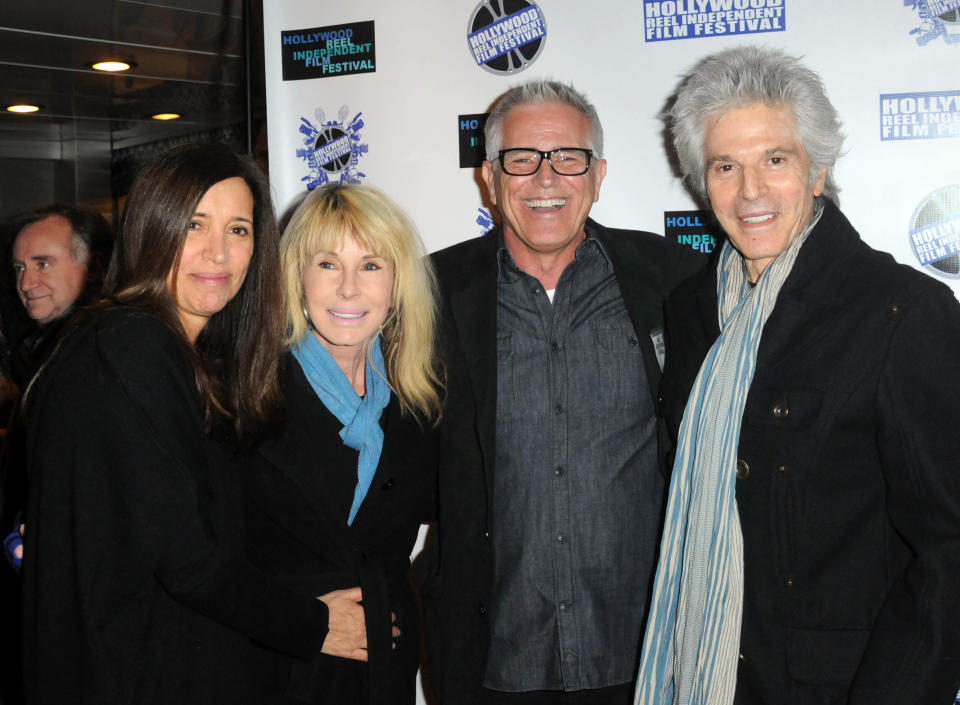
[496,222,611,282]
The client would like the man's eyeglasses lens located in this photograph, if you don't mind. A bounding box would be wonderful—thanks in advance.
[498,148,593,176]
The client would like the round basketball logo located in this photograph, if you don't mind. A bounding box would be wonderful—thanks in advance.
[295,106,368,190]
[909,184,960,279]
[467,0,546,75]
[314,125,351,173]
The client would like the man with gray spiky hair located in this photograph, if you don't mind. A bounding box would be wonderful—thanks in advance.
[637,45,960,705]
[419,80,702,705]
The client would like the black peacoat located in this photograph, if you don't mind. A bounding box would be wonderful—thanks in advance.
[240,354,436,705]
[659,201,960,705]
[21,308,328,705]
[419,220,704,704]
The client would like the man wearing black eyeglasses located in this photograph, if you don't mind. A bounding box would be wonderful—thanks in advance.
[420,80,704,705]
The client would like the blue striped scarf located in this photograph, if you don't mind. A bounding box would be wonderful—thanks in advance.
[634,204,822,705]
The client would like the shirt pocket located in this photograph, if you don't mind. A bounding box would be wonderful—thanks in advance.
[496,333,515,422]
[593,324,646,413]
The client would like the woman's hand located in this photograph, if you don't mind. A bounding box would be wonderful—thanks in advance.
[319,586,368,661]
[317,586,402,661]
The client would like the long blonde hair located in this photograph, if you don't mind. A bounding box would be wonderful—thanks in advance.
[280,183,443,425]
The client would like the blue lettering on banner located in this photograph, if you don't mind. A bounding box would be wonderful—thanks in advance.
[281,21,376,81]
[663,209,721,254]
[910,214,960,266]
[643,0,786,42]
[909,186,960,279]
[905,0,960,46]
[925,0,960,16]
[468,6,546,64]
[879,90,960,140]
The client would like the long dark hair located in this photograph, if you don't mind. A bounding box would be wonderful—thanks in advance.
[108,142,285,442]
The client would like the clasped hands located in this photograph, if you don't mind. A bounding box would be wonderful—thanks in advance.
[318,586,399,662]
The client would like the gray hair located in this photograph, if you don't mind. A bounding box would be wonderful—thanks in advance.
[484,79,604,160]
[668,45,844,203]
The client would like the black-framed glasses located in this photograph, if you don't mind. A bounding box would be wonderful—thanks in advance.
[495,148,595,176]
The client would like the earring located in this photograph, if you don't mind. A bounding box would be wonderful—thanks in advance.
[303,305,313,330]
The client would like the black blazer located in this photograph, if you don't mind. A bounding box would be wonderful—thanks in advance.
[241,355,436,705]
[419,220,704,704]
[660,201,960,705]
[21,309,327,705]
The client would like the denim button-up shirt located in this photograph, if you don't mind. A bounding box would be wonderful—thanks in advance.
[484,233,661,692]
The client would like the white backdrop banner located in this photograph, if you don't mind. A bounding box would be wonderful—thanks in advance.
[264,0,960,294]
[262,2,959,701]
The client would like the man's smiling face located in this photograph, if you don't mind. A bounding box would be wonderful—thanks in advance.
[482,100,606,263]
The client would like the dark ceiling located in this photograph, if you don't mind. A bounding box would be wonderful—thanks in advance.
[0,0,259,218]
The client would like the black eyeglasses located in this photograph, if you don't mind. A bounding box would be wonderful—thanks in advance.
[495,148,596,176]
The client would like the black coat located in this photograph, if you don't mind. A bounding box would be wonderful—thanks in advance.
[420,221,704,704]
[240,355,436,705]
[21,308,327,705]
[659,201,960,705]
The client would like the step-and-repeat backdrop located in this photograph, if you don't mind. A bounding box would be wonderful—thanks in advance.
[263,0,959,297]
[262,2,958,701]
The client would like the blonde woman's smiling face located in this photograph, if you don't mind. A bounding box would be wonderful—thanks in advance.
[302,233,394,361]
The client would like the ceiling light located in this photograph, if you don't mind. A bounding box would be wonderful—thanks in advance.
[6,104,40,113]
[92,61,131,72]
[151,113,181,121]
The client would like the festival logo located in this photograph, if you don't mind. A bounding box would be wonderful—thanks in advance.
[296,106,368,190]
[908,185,960,278]
[467,0,546,74]
[880,90,960,141]
[477,207,496,235]
[281,21,376,80]
[459,114,489,168]
[643,0,785,42]
[663,210,722,254]
[906,0,960,45]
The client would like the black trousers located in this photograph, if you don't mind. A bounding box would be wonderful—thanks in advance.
[481,682,634,705]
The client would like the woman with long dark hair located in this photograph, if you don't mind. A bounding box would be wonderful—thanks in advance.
[20,143,329,704]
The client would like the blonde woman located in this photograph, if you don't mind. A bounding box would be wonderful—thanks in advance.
[241,183,442,705]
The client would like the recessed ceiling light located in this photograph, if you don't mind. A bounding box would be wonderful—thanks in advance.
[6,104,40,113]
[151,113,181,121]
[92,61,131,72]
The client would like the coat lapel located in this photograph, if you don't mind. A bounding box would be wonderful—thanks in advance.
[443,236,499,502]
[753,201,857,371]
[256,362,359,556]
[596,221,671,401]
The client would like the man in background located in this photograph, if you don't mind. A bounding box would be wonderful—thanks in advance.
[8,204,112,387]
[1,204,112,705]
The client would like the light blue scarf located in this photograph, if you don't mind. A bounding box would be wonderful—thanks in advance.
[635,204,823,705]
[292,334,390,525]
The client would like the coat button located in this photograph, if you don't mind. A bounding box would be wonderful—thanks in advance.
[785,576,794,587]
[478,603,487,616]
[778,464,787,473]
[736,459,750,479]
[482,528,490,540]
[772,403,789,419]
